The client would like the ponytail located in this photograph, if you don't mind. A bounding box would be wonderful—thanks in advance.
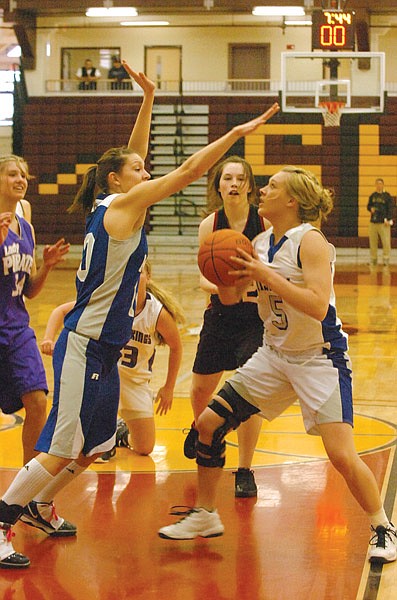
[68,165,97,215]
[68,146,135,216]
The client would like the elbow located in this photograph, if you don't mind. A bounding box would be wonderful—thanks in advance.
[23,286,34,299]
[179,162,202,186]
[314,304,329,322]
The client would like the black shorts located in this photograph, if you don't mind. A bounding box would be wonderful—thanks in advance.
[192,301,264,375]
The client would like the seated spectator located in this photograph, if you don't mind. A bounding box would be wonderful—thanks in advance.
[108,56,132,90]
[76,59,101,90]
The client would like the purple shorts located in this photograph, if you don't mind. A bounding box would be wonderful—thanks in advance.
[0,327,48,414]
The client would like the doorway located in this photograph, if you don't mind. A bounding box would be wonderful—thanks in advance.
[145,46,182,92]
[228,43,270,90]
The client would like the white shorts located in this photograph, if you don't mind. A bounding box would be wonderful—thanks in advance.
[118,368,154,421]
[228,343,353,435]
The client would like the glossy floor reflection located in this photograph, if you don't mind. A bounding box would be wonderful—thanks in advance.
[0,261,397,599]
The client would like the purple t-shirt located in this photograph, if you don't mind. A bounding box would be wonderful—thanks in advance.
[0,215,34,344]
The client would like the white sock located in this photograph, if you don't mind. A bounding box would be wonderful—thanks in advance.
[2,459,54,508]
[33,461,85,503]
[368,507,390,529]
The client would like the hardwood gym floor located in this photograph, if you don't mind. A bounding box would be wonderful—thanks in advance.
[0,258,396,600]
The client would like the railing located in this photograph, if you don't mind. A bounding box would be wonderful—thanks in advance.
[45,78,276,95]
[45,78,397,96]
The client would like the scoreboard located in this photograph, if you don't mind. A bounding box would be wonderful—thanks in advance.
[311,10,355,51]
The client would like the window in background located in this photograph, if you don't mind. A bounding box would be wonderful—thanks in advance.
[0,69,20,126]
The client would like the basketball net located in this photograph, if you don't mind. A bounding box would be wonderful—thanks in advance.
[319,101,345,127]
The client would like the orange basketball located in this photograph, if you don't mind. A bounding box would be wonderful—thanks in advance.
[197,229,253,287]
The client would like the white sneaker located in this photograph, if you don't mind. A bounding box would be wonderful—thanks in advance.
[368,523,397,564]
[158,507,224,540]
[0,523,30,569]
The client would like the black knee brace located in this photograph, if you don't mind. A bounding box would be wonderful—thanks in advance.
[196,398,242,468]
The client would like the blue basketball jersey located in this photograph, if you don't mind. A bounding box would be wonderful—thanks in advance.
[64,194,148,347]
[0,215,34,343]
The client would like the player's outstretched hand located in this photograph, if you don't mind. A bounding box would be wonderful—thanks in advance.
[42,238,70,268]
[233,102,280,138]
[122,61,156,95]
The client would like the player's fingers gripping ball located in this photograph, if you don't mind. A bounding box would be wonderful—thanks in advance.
[198,230,254,286]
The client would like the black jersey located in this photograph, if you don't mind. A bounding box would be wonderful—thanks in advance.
[213,204,265,240]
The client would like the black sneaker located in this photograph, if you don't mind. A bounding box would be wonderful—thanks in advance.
[234,468,257,498]
[0,523,30,569]
[183,423,198,459]
[95,446,116,463]
[116,418,130,447]
[20,501,77,537]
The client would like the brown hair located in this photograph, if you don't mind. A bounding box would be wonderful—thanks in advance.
[68,146,135,215]
[204,155,258,216]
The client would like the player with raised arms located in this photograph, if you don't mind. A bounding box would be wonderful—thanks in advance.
[0,60,279,568]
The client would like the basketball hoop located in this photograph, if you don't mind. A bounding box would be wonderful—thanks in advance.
[319,101,345,127]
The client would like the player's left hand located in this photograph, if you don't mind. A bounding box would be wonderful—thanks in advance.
[42,238,70,268]
[229,246,270,284]
[155,386,173,416]
[0,212,12,245]
[122,62,156,95]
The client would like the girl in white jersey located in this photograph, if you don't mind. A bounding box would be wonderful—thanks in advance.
[0,60,279,568]
[40,261,184,457]
[159,166,397,566]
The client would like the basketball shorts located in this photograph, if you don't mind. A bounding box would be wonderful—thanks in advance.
[193,302,264,374]
[0,327,48,414]
[36,329,121,459]
[225,344,353,435]
[118,366,155,420]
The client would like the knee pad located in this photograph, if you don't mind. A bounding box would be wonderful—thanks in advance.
[195,398,242,468]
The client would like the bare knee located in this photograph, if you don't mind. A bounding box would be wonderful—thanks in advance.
[22,390,47,418]
[133,442,154,456]
[196,411,218,444]
[327,447,358,477]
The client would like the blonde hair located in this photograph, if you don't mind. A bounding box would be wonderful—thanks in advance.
[0,154,33,180]
[281,166,334,223]
[204,155,258,216]
[144,261,185,345]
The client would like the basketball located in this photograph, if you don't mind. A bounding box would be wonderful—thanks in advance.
[197,230,253,287]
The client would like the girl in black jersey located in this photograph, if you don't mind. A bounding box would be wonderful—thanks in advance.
[184,156,267,497]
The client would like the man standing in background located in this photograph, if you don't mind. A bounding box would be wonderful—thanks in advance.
[367,178,394,266]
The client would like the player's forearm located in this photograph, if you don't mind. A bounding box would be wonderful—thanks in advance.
[127,92,155,158]
[164,346,183,388]
[23,263,52,298]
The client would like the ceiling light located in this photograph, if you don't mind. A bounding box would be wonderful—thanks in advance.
[120,21,169,26]
[86,7,138,17]
[7,45,21,58]
[252,6,305,17]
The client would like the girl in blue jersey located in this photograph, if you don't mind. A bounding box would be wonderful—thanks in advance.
[0,61,279,568]
[40,260,185,458]
[159,166,397,566]
[0,155,69,467]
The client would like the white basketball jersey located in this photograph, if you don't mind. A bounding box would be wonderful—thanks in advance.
[118,292,163,384]
[253,223,348,354]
